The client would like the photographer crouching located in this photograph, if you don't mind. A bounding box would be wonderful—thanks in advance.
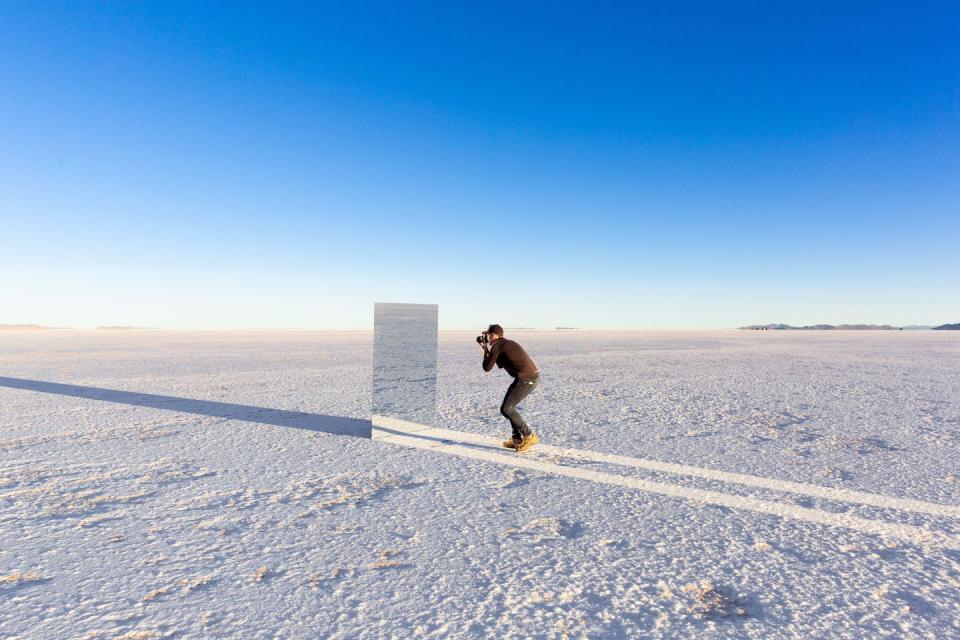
[477,324,540,452]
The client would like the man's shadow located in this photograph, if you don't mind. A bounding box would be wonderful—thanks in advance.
[0,376,371,438]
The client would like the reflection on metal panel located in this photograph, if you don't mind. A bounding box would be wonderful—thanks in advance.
[372,302,438,440]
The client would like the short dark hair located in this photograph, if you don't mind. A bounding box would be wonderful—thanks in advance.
[487,324,504,337]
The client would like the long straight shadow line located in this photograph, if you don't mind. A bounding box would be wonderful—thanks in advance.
[0,376,371,438]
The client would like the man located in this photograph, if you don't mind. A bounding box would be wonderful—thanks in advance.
[479,324,540,452]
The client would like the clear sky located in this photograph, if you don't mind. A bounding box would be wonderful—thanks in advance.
[2,2,958,330]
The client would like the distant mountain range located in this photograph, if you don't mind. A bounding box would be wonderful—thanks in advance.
[933,323,960,330]
[740,324,902,330]
[742,323,960,330]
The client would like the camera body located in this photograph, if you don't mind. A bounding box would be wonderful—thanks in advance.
[476,331,491,346]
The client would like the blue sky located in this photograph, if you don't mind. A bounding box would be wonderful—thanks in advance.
[2,2,958,329]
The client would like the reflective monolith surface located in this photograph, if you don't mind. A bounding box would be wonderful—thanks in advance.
[372,302,438,439]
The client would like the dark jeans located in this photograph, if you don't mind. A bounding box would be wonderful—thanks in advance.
[501,374,539,442]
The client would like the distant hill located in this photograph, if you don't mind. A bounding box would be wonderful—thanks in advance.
[96,326,158,331]
[902,325,936,330]
[933,323,960,330]
[555,326,579,330]
[741,323,792,330]
[740,324,902,330]
[0,324,69,331]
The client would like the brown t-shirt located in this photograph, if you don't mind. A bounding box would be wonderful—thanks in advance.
[483,338,538,379]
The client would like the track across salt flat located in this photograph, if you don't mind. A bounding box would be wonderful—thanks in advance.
[373,416,960,551]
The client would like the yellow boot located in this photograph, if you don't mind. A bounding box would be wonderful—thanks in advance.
[503,439,519,449]
[515,433,540,453]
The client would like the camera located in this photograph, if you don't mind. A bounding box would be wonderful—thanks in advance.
[476,331,490,346]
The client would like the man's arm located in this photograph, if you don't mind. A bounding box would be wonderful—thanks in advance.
[482,340,501,372]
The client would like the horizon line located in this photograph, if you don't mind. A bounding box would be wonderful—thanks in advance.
[0,326,742,332]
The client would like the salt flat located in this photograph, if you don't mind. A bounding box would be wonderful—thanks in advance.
[1,330,958,639]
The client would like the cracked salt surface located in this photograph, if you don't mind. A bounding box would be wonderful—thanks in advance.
[1,330,959,638]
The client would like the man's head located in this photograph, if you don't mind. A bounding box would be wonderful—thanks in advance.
[487,324,504,342]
